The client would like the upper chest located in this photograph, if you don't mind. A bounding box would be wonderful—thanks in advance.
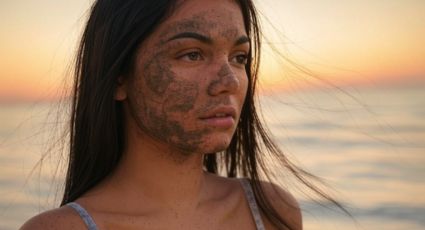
[90,189,258,230]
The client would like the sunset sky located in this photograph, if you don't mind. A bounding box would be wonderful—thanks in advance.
[1,0,424,101]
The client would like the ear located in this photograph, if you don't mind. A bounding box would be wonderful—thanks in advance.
[114,76,127,101]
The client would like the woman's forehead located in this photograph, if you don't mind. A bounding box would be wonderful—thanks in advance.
[157,0,246,39]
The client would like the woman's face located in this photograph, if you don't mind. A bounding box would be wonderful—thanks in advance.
[123,0,249,155]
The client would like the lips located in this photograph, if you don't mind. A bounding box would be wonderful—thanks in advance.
[199,106,237,128]
[199,106,236,119]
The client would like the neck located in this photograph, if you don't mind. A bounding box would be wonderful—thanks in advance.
[108,127,207,210]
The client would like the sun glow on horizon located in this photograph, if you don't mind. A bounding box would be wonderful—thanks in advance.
[0,0,424,101]
[256,0,425,92]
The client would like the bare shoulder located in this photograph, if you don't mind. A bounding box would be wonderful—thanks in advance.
[20,205,85,230]
[259,181,303,230]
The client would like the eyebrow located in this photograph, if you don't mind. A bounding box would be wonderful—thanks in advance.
[167,32,250,46]
[167,32,213,44]
[234,36,250,46]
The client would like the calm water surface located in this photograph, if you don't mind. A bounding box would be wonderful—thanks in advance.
[1,86,424,229]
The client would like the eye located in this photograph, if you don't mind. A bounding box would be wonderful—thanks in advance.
[231,53,248,65]
[179,51,204,61]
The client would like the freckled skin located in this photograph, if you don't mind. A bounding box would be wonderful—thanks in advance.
[126,8,249,158]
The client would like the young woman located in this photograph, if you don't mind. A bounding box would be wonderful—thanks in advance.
[21,0,308,229]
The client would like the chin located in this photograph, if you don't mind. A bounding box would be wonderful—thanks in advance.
[199,136,232,154]
[169,132,234,155]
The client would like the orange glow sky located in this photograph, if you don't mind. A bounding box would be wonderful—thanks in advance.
[1,0,424,102]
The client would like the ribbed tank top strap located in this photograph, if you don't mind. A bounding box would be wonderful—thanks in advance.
[240,178,266,230]
[67,202,99,230]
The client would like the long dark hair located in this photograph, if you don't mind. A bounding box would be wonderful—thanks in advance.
[62,0,345,229]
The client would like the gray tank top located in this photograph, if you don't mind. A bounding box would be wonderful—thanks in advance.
[67,178,265,230]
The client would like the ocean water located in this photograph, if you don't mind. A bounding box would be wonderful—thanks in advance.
[0,86,424,229]
[261,85,425,229]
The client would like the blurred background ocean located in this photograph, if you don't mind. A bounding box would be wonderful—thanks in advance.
[1,84,424,229]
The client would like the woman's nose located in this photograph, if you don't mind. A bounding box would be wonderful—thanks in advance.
[207,62,240,96]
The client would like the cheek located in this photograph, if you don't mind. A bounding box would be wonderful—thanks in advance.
[142,52,174,95]
[163,80,199,113]
[138,53,203,113]
[128,54,211,152]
